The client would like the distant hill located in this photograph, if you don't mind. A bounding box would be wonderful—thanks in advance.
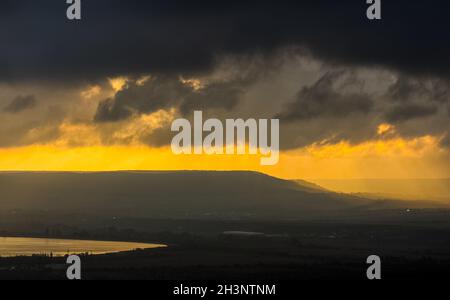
[311,179,450,203]
[0,172,446,220]
[294,180,330,193]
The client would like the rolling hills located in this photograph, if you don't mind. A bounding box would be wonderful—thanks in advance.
[0,171,445,220]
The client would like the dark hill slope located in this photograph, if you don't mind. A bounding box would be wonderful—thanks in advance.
[0,171,436,219]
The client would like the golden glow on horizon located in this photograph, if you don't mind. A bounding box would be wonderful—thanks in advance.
[278,136,449,179]
[302,135,442,159]
[0,134,448,180]
[0,145,262,173]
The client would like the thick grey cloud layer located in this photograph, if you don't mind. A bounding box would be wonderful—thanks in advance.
[0,57,449,150]
[277,71,373,121]
[95,77,187,122]
[92,66,450,150]
[383,76,449,123]
[94,76,247,122]
[276,69,450,149]
[0,1,449,151]
[0,0,449,82]
[3,95,37,113]
[385,104,438,123]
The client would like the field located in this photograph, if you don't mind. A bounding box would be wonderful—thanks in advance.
[1,211,449,280]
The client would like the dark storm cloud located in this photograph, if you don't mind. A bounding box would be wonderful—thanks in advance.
[94,76,246,122]
[180,80,247,115]
[143,126,174,148]
[1,0,449,151]
[382,75,449,122]
[385,104,438,123]
[95,77,186,122]
[3,95,37,113]
[443,134,450,147]
[95,65,450,149]
[429,80,450,104]
[386,76,450,104]
[387,77,429,102]
[1,0,450,82]
[273,69,450,150]
[0,104,65,148]
[277,71,374,121]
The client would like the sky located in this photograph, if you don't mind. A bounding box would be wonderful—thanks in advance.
[0,0,449,179]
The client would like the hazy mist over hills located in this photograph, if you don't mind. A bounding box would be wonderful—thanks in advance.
[312,179,450,203]
[0,171,446,220]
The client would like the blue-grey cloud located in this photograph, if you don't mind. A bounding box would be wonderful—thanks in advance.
[3,95,37,113]
[0,0,449,82]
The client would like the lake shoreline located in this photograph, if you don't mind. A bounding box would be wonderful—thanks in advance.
[0,236,167,257]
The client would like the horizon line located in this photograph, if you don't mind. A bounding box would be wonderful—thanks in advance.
[0,170,448,181]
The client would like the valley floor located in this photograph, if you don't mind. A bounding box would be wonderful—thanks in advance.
[1,214,449,280]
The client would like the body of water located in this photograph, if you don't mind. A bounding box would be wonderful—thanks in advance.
[0,237,166,257]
